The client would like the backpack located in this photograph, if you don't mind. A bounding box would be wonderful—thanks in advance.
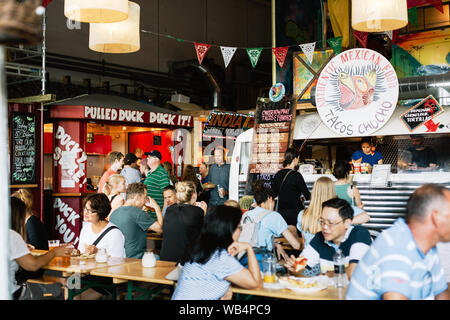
[237,209,271,260]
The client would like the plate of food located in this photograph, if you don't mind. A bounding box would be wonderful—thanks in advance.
[70,252,96,260]
[278,275,328,293]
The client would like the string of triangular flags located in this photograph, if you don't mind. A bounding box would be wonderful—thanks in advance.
[141,0,444,68]
[142,29,336,69]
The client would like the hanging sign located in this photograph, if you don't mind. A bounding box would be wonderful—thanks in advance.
[220,46,237,68]
[400,95,443,132]
[269,83,286,102]
[315,48,399,136]
[273,46,288,68]
[194,42,211,65]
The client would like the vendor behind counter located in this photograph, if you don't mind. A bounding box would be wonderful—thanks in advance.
[351,137,383,167]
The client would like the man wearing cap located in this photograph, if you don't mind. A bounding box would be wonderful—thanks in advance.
[143,150,171,210]
[121,153,142,187]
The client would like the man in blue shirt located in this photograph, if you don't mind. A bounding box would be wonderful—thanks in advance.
[346,184,450,300]
[285,198,372,277]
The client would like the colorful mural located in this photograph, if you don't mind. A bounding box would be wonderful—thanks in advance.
[391,29,450,78]
[293,49,334,101]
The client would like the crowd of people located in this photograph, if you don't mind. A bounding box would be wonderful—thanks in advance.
[7,145,450,300]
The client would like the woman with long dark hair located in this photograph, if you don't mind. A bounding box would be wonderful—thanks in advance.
[172,205,262,300]
[272,147,311,226]
[9,197,68,300]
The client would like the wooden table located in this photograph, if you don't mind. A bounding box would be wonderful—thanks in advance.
[90,260,177,300]
[232,285,347,300]
[32,250,141,299]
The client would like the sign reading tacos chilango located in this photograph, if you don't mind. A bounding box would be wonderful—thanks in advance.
[315,48,399,136]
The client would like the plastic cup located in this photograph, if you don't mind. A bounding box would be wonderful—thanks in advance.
[48,240,60,251]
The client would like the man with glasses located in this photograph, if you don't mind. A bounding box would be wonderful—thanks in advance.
[346,184,450,300]
[109,183,163,259]
[285,198,372,278]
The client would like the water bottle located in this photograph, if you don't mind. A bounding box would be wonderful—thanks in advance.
[333,249,346,288]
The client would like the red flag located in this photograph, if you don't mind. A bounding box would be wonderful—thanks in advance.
[407,0,443,13]
[353,31,368,48]
[42,0,52,8]
[424,119,440,132]
[272,47,288,68]
[194,42,211,65]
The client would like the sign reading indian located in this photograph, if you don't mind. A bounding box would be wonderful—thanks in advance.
[315,48,399,136]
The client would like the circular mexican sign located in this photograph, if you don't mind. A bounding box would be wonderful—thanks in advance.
[315,48,399,136]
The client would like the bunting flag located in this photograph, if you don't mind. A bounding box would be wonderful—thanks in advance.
[299,42,316,64]
[246,48,263,68]
[407,0,443,13]
[327,36,343,54]
[220,46,237,68]
[353,31,368,48]
[385,30,393,40]
[408,7,418,27]
[272,46,288,68]
[194,42,211,65]
[42,0,52,7]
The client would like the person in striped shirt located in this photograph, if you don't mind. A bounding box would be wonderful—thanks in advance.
[346,184,450,300]
[143,150,171,210]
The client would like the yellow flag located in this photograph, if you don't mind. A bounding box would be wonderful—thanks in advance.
[327,0,349,48]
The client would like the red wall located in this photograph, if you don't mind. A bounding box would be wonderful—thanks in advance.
[128,130,174,165]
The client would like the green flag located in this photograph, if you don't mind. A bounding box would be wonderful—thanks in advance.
[408,7,418,27]
[327,36,342,55]
[246,48,263,68]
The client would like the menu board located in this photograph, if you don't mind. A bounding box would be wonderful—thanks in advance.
[11,113,36,185]
[246,98,296,192]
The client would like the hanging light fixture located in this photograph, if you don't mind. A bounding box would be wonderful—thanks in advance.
[89,1,140,54]
[352,0,408,33]
[64,0,128,23]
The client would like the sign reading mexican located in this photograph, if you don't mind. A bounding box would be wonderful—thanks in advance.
[315,48,399,136]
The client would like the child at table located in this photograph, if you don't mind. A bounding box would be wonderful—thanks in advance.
[171,205,262,300]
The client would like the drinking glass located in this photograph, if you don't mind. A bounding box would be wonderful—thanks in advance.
[48,240,60,250]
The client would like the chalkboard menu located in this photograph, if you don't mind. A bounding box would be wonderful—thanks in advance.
[246,98,296,193]
[11,113,36,185]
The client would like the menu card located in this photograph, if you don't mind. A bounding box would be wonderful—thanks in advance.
[246,98,296,192]
[11,113,36,185]
[370,164,392,187]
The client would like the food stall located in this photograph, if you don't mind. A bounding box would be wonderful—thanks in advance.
[44,94,193,245]
[231,47,450,237]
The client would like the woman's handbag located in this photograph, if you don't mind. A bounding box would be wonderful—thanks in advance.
[19,280,64,300]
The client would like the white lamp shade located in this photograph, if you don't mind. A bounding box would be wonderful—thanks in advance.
[89,1,140,54]
[64,0,129,23]
[352,0,408,32]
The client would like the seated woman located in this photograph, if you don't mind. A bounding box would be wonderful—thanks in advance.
[74,193,125,300]
[297,177,369,249]
[172,205,262,300]
[333,160,364,209]
[160,181,207,263]
[240,181,301,265]
[351,137,383,167]
[11,189,49,284]
[103,174,126,220]
[9,197,68,300]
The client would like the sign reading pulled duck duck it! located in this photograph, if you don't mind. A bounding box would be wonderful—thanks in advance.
[315,48,399,136]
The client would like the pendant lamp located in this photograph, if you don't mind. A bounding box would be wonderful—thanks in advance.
[89,1,140,54]
[64,0,128,23]
[352,0,408,32]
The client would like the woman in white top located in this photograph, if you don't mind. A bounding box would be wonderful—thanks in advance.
[74,193,125,299]
[9,197,68,299]
[103,174,126,220]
